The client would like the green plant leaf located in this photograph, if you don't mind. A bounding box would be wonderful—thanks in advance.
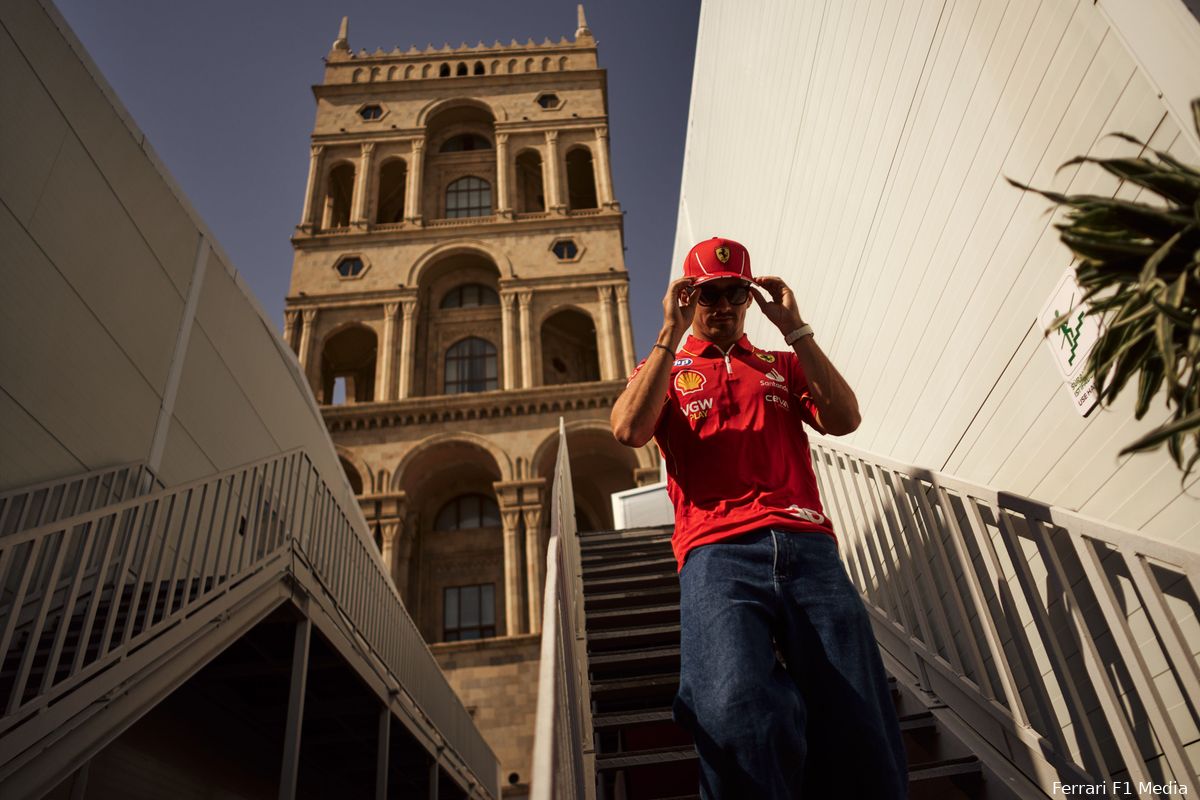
[1136,356,1165,418]
[1119,407,1200,454]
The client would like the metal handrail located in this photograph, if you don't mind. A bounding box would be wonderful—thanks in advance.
[531,419,591,800]
[0,448,498,798]
[0,461,160,537]
[807,437,1200,798]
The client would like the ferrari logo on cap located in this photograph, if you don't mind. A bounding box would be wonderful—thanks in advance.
[674,369,706,395]
[715,246,731,264]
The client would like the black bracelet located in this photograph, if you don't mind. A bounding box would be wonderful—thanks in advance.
[652,343,673,357]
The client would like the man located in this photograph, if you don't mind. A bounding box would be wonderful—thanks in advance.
[610,237,908,798]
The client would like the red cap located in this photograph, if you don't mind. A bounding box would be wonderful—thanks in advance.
[683,237,753,285]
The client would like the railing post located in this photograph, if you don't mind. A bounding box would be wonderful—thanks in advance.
[376,705,390,800]
[279,617,311,800]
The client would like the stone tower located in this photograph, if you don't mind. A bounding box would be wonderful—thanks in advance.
[281,7,658,792]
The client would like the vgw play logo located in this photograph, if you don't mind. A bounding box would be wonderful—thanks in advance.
[682,396,714,422]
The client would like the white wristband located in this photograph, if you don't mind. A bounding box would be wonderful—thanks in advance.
[784,324,814,346]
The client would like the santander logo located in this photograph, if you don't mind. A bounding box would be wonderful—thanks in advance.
[785,505,827,525]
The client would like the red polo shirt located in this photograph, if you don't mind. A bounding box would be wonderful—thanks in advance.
[627,332,837,570]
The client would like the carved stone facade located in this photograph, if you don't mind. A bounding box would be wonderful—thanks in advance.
[283,9,657,795]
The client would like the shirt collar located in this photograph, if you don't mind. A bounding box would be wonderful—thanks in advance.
[680,332,754,357]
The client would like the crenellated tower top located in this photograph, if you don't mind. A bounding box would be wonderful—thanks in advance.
[322,5,598,85]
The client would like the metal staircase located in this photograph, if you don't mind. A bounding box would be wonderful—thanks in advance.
[0,449,499,799]
[531,425,1200,800]
[578,524,1030,800]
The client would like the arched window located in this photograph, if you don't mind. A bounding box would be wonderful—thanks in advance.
[375,159,407,223]
[323,163,356,228]
[439,63,450,77]
[565,148,598,210]
[339,457,364,495]
[541,309,600,385]
[440,134,492,153]
[434,493,501,531]
[456,63,468,76]
[515,151,545,213]
[441,283,499,308]
[445,176,492,218]
[321,325,377,403]
[444,337,497,393]
[473,61,485,75]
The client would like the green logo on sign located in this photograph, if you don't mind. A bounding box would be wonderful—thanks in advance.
[1056,308,1086,367]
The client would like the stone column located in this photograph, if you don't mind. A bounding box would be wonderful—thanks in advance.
[406,138,425,224]
[379,302,399,401]
[523,505,544,634]
[379,520,400,578]
[595,286,618,380]
[614,283,636,375]
[397,297,418,398]
[518,290,534,388]
[500,291,516,390]
[283,309,299,351]
[298,308,318,386]
[594,126,614,207]
[299,145,324,230]
[500,508,524,635]
[353,142,375,227]
[393,512,416,605]
[543,130,563,213]
[495,132,511,217]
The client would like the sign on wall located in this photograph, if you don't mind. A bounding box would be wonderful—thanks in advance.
[1039,267,1100,417]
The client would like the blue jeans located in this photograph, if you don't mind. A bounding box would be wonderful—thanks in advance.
[672,527,908,799]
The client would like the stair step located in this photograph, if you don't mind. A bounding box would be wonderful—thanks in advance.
[582,555,678,577]
[584,585,680,611]
[898,711,938,732]
[583,571,678,593]
[579,528,674,548]
[589,645,680,669]
[588,626,680,656]
[585,602,680,629]
[593,707,675,729]
[581,541,674,563]
[590,672,678,700]
[594,743,695,771]
[908,755,982,782]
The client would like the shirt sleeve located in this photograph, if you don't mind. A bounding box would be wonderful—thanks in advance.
[783,352,828,435]
[626,357,648,384]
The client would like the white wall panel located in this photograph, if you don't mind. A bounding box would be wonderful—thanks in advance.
[1,0,364,528]
[675,0,1200,547]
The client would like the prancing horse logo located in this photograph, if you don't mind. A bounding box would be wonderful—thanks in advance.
[715,245,731,263]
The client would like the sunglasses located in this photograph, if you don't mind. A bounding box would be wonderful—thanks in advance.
[696,284,751,306]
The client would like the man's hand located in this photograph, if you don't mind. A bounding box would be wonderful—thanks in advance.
[751,276,803,333]
[664,276,698,335]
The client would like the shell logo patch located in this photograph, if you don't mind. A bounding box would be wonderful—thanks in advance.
[673,369,706,395]
[754,351,776,363]
[764,367,785,382]
[715,245,731,263]
[673,357,693,367]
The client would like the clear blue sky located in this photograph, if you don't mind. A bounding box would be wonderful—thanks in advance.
[54,0,700,362]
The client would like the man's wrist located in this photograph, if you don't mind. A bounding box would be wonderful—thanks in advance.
[778,315,804,334]
[658,325,684,349]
